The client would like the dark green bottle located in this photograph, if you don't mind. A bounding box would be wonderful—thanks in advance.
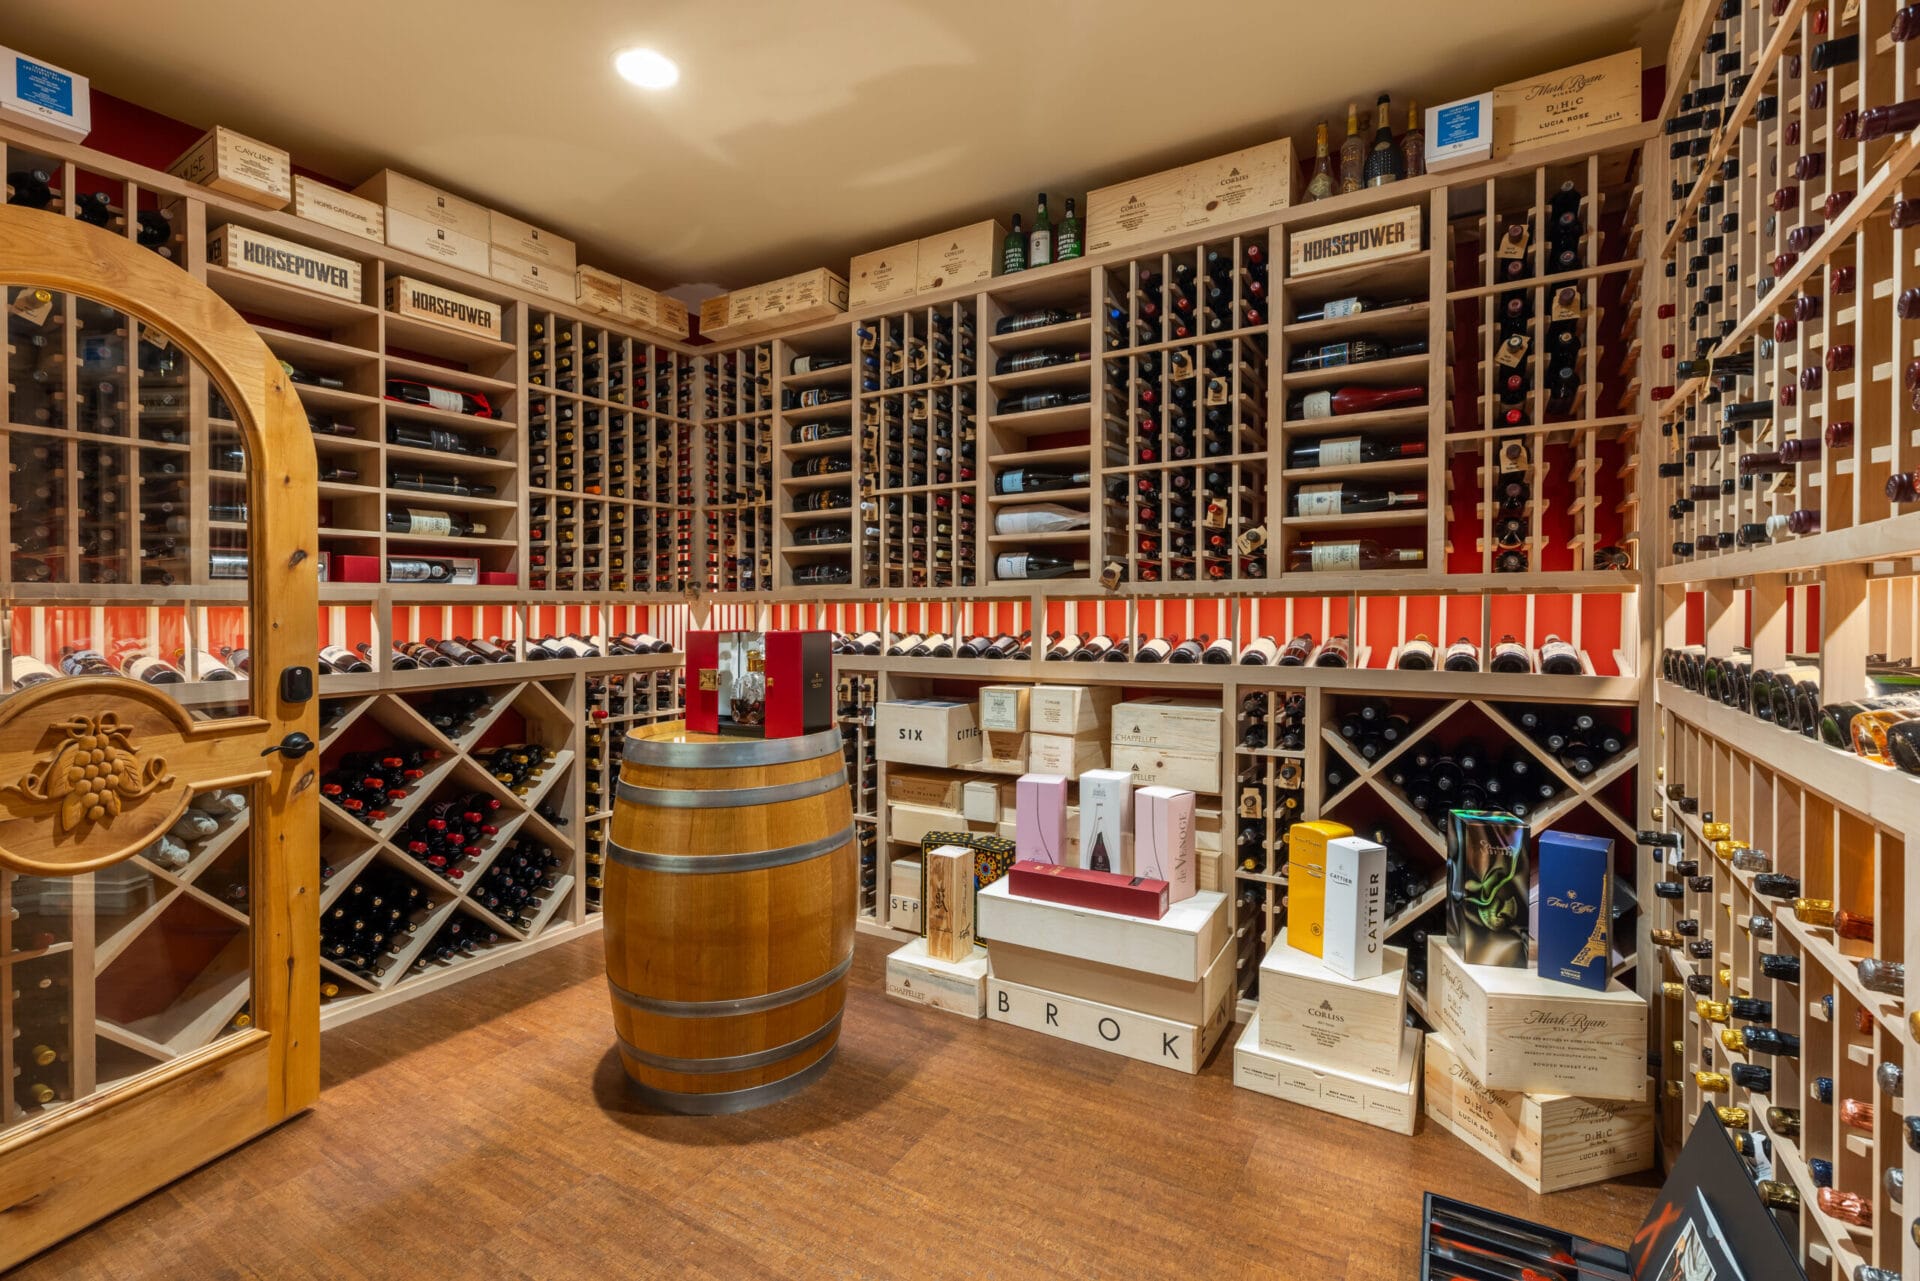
[1003,214,1027,274]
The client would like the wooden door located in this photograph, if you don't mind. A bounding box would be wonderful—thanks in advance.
[0,206,319,1267]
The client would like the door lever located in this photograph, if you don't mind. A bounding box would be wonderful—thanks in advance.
[261,732,315,760]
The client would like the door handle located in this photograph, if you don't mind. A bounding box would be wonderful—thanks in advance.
[261,731,315,760]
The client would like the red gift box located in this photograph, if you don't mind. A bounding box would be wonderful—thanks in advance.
[1007,859,1169,920]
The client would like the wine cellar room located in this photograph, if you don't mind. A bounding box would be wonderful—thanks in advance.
[2,0,1915,1277]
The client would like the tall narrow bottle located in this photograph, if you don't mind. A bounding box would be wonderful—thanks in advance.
[1056,198,1082,260]
[1338,102,1366,193]
[1363,93,1401,187]
[1002,215,1027,275]
[1028,195,1053,268]
[1305,122,1336,201]
[1401,101,1426,178]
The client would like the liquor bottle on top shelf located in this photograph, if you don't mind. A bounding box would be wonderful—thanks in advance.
[1338,102,1366,193]
[1002,215,1026,274]
[1363,93,1402,187]
[1028,195,1053,268]
[1305,122,1336,201]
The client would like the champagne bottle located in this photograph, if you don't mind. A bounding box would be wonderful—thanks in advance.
[1338,101,1366,193]
[1305,122,1336,200]
[1363,93,1401,187]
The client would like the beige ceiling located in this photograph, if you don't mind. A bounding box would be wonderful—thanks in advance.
[9,0,1682,293]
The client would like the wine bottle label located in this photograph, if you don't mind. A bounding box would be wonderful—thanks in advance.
[993,506,1088,535]
[996,554,1031,579]
[1322,297,1361,319]
[1317,436,1362,465]
[1299,391,1335,419]
[1309,543,1361,571]
[386,559,448,582]
[1496,336,1530,367]
[1296,484,1346,516]
[405,508,454,536]
[1001,468,1026,492]
[126,656,174,681]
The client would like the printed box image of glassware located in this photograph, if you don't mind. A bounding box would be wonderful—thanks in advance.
[1446,810,1529,967]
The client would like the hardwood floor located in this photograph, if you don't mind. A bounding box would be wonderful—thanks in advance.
[15,932,1658,1280]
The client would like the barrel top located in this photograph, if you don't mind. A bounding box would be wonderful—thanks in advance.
[623,722,845,768]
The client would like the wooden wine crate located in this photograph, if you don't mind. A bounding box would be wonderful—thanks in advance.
[488,210,577,271]
[1427,938,1648,1101]
[925,845,977,962]
[758,268,850,327]
[977,879,1228,982]
[986,972,1232,1075]
[384,209,490,276]
[886,937,989,1018]
[987,935,1233,1025]
[1029,731,1107,775]
[1493,49,1642,156]
[1029,684,1119,734]
[1423,1031,1654,1194]
[849,240,920,309]
[978,685,1031,733]
[888,893,922,932]
[353,169,491,239]
[489,250,565,299]
[205,223,362,302]
[886,770,981,810]
[1233,1013,1422,1135]
[1181,139,1293,231]
[1257,929,1408,1079]
[169,126,290,210]
[1287,205,1423,278]
[620,283,690,341]
[977,730,1029,774]
[1108,744,1219,794]
[1109,698,1224,752]
[384,276,503,342]
[576,265,626,316]
[888,801,970,847]
[914,221,1004,293]
[1087,166,1188,255]
[292,176,384,244]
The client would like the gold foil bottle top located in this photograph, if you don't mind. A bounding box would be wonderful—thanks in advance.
[1793,897,1836,927]
[1662,981,1686,1000]
[1716,1105,1752,1128]
[1756,1178,1800,1209]
[1765,1105,1800,1138]
[1720,1028,1748,1053]
[1910,1011,1920,1042]
[1713,838,1748,858]
[1651,805,1666,821]
[1697,999,1732,1022]
[1671,1039,1686,1059]
[1695,1070,1731,1092]
[1665,1078,1683,1099]
[1651,928,1683,947]
[1718,965,1734,986]
[1703,820,1731,840]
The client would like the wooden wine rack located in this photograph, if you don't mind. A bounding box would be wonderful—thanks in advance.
[1651,1,1920,1276]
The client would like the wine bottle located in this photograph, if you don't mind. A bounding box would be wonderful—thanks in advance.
[1286,385,1425,420]
[994,468,1089,495]
[1286,540,1423,572]
[1489,635,1531,673]
[1305,122,1336,201]
[1338,101,1366,193]
[1539,635,1582,676]
[1285,434,1426,469]
[1136,636,1174,663]
[1002,215,1027,274]
[1363,93,1402,187]
[996,554,1088,580]
[1276,633,1315,666]
[1396,635,1436,670]
[1028,194,1053,268]
[1168,635,1206,664]
[1056,198,1083,260]
[1239,635,1279,665]
[1401,100,1426,178]
[1289,482,1425,516]
[1442,637,1480,672]
[992,504,1089,534]
[385,509,484,537]
[1288,336,1427,371]
[1200,637,1236,664]
[1292,295,1416,324]
[385,379,494,418]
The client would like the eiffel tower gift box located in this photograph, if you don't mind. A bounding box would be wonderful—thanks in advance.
[1256,927,1408,1080]
[1535,830,1615,992]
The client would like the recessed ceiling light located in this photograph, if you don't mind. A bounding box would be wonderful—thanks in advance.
[615,47,679,90]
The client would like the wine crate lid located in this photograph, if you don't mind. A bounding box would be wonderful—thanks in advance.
[1256,927,1407,1080]
[292,175,384,244]
[205,222,362,303]
[913,221,1003,293]
[1087,165,1187,256]
[885,937,990,1019]
[488,210,577,271]
[850,240,920,308]
[576,265,625,315]
[384,275,503,342]
[383,208,490,277]
[169,125,291,210]
[1493,49,1641,156]
[1287,204,1423,278]
[1233,1013,1422,1135]
[353,169,490,240]
[1181,138,1293,231]
[489,249,564,299]
[621,281,690,341]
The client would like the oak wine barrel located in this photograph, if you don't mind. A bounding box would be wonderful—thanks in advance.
[604,722,857,1114]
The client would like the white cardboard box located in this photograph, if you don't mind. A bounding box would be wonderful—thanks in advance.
[977,879,1227,982]
[888,893,922,933]
[987,973,1231,1075]
[1257,928,1407,1079]
[1233,1013,1422,1135]
[488,210,577,270]
[886,938,989,1018]
[293,176,384,244]
[0,47,88,143]
[354,170,491,240]
[1426,93,1495,171]
[962,779,1005,824]
[1077,768,1134,873]
[889,857,921,900]
[384,208,490,276]
[1322,835,1387,981]
[1134,785,1197,902]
